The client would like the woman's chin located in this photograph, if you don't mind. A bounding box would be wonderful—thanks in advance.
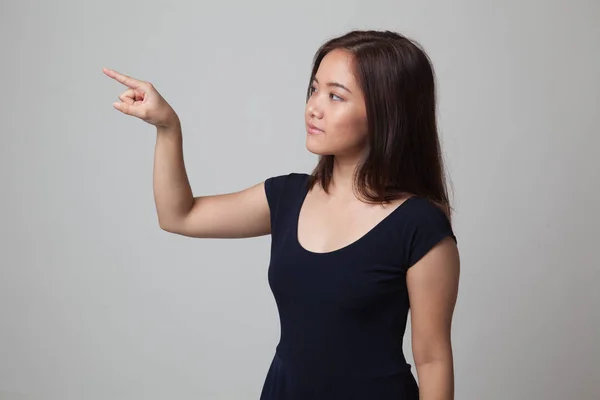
[306,147,328,156]
[305,139,330,156]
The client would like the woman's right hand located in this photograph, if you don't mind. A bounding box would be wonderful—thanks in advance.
[103,67,180,129]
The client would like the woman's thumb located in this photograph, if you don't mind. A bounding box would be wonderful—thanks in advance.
[113,101,137,117]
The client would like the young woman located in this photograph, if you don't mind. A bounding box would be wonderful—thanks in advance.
[104,29,460,400]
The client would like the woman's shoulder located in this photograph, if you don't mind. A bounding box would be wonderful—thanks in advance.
[264,172,310,204]
[404,195,450,217]
[265,172,311,192]
[386,195,457,269]
[266,172,311,183]
[402,195,456,244]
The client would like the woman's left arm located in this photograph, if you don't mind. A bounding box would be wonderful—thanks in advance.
[407,236,460,400]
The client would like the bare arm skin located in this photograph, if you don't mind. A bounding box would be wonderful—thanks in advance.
[103,67,271,239]
[407,236,460,400]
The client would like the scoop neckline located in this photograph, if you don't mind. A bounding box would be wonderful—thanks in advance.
[293,178,417,256]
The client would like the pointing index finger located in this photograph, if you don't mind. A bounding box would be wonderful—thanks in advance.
[103,68,144,89]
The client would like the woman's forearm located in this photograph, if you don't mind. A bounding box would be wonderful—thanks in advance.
[153,120,195,229]
[415,359,454,400]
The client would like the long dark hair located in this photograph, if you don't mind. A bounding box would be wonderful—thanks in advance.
[306,30,454,221]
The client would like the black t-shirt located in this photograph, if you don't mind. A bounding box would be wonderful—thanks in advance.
[260,172,456,400]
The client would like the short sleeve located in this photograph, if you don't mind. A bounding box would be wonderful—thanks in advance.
[406,198,457,269]
[264,174,288,228]
[264,173,309,235]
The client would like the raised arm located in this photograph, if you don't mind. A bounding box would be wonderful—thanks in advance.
[103,67,271,238]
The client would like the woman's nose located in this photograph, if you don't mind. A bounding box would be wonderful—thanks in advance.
[307,102,323,119]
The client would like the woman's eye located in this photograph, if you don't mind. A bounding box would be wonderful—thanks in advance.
[309,86,342,101]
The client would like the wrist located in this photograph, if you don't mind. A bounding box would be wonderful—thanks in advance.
[157,117,181,134]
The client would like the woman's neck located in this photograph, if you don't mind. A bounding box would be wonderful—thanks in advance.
[328,153,365,201]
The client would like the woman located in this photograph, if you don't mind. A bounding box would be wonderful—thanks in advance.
[103,29,460,400]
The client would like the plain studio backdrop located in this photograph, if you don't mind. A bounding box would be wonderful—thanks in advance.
[1,0,598,399]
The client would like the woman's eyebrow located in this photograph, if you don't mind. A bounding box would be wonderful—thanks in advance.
[313,77,352,94]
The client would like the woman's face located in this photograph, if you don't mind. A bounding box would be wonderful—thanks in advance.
[305,49,369,158]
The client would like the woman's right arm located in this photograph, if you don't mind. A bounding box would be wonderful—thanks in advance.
[154,123,270,238]
[104,68,271,239]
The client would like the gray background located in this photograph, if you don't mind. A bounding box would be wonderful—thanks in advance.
[1,0,599,399]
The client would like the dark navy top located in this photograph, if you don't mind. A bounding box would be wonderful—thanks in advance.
[260,173,456,400]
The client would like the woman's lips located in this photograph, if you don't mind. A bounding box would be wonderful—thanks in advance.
[306,122,324,135]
